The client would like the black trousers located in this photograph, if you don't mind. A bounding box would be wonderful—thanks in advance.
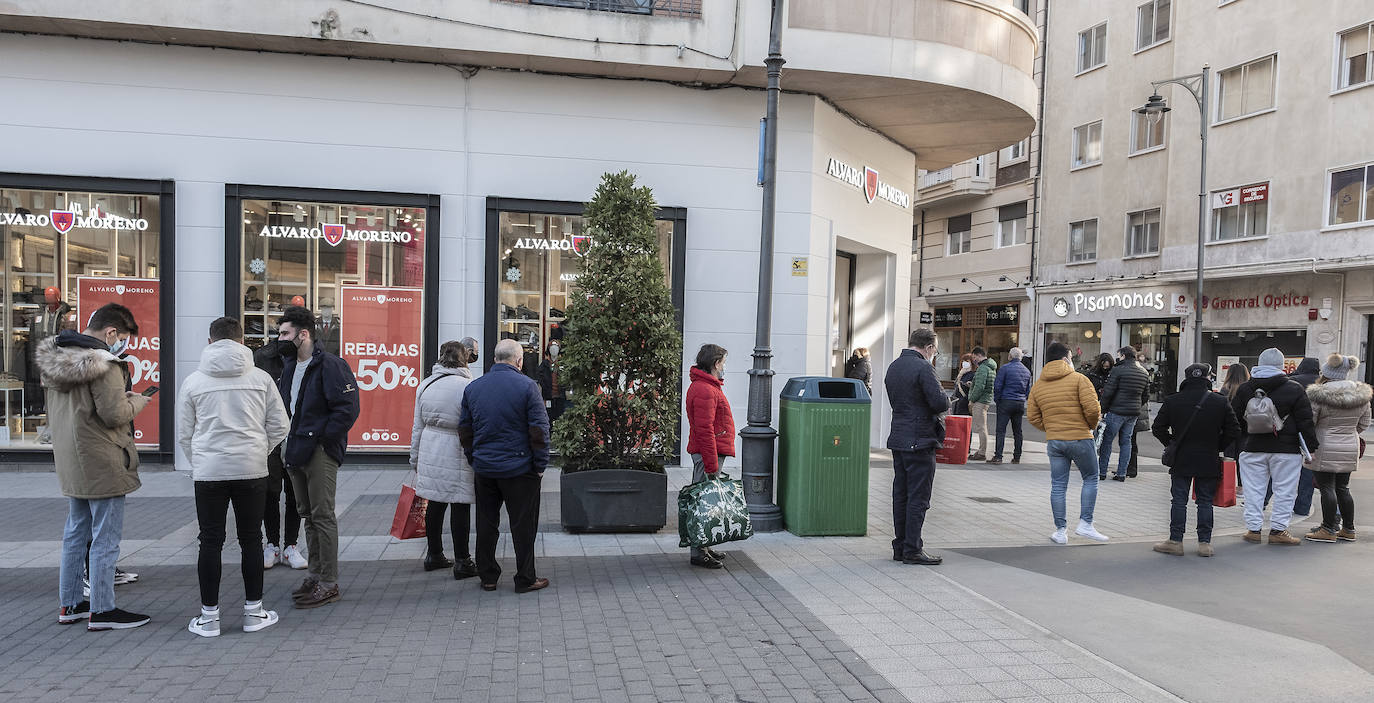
[993,401,1025,460]
[475,473,541,588]
[425,501,472,560]
[891,449,937,558]
[1314,472,1355,532]
[262,449,300,547]
[1169,474,1219,543]
[195,477,268,607]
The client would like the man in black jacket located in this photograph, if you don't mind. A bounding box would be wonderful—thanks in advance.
[1230,347,1318,546]
[1286,357,1321,517]
[1098,346,1150,481]
[1151,364,1241,557]
[884,328,949,566]
[254,340,305,571]
[275,306,360,608]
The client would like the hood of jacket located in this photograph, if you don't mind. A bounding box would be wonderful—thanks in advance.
[1177,376,1213,394]
[428,364,473,380]
[1252,373,1293,392]
[1293,357,1321,377]
[198,340,254,378]
[1040,359,1074,381]
[34,331,121,391]
[1307,380,1374,409]
[689,366,724,388]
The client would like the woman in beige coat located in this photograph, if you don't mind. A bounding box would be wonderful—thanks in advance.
[409,341,476,577]
[1303,354,1371,543]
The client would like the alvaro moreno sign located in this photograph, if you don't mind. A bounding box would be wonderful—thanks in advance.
[826,158,912,209]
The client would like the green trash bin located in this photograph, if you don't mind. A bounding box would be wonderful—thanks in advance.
[777,376,871,536]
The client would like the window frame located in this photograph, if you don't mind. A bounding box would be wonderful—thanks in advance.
[1067,218,1099,263]
[1124,208,1163,258]
[1128,109,1167,156]
[1323,161,1374,230]
[996,203,1029,249]
[1077,22,1109,75]
[946,228,972,256]
[1134,0,1171,53]
[1209,182,1270,243]
[1334,22,1374,94]
[1071,120,1104,170]
[1000,139,1030,166]
[1214,53,1279,125]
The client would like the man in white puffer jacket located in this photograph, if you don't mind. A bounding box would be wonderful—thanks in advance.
[177,317,289,638]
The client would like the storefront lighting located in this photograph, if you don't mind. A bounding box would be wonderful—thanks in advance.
[1170,325,1180,334]
[1211,332,1219,339]
[1266,331,1275,337]
[1237,331,1245,338]
[1084,330,1094,339]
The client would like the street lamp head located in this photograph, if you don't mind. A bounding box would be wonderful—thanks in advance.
[1137,93,1171,126]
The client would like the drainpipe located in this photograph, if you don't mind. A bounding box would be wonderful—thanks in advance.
[1027,0,1049,366]
[916,209,926,298]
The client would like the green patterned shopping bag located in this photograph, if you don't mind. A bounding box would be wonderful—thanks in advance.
[678,473,754,548]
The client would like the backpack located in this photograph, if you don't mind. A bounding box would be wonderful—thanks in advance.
[1244,389,1284,434]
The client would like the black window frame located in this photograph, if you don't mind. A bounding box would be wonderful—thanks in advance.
[0,172,177,464]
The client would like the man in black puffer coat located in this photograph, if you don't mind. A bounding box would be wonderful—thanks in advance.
[1098,347,1150,481]
[1151,364,1241,557]
[1286,357,1321,516]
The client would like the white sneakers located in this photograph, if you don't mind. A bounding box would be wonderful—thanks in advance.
[282,545,308,570]
[264,543,281,570]
[1076,520,1110,542]
[189,604,278,637]
[188,612,220,638]
[1050,522,1110,544]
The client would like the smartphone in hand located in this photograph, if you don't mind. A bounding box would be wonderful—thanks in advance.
[141,386,159,397]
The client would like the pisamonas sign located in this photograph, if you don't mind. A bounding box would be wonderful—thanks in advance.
[258,222,413,246]
[1055,291,1169,316]
[1,202,150,232]
[825,158,912,209]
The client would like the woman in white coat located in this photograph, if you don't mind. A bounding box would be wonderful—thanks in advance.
[409,341,477,578]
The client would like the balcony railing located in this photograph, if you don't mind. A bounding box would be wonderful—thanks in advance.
[523,0,703,17]
[918,168,954,189]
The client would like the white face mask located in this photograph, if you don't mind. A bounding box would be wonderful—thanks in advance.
[110,336,129,356]
[960,361,971,371]
[549,344,559,360]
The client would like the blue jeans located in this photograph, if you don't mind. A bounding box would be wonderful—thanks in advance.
[1097,412,1136,478]
[1048,439,1099,529]
[60,496,125,613]
[994,400,1025,460]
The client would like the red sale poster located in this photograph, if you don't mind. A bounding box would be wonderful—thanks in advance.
[340,285,424,449]
[76,277,161,448]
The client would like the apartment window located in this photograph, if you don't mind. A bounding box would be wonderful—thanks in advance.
[973,155,988,179]
[1217,55,1276,122]
[1327,164,1374,226]
[1130,110,1166,153]
[1072,121,1103,168]
[997,203,1028,248]
[1069,219,1098,262]
[1126,209,1161,256]
[947,214,972,255]
[1000,140,1029,166]
[1078,23,1108,73]
[1136,0,1170,50]
[1339,23,1374,90]
[1211,183,1269,240]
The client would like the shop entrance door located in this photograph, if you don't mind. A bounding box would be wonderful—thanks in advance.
[832,251,855,377]
[1121,320,1181,401]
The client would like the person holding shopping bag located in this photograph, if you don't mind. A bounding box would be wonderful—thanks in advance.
[684,343,735,569]
[409,341,477,578]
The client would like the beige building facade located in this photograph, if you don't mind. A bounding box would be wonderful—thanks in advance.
[1033,0,1374,396]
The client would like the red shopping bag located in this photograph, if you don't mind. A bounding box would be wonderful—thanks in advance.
[936,415,972,465]
[1193,460,1237,507]
[389,482,428,540]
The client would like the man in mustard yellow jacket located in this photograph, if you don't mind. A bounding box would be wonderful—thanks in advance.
[1027,343,1110,545]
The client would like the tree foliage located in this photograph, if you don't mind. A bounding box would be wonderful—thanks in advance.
[553,171,682,472]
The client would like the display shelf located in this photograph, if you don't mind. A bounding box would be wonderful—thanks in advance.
[500,318,542,324]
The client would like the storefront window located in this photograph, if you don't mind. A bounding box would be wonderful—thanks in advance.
[1044,322,1102,371]
[1203,330,1306,377]
[932,304,1021,382]
[1121,321,1181,401]
[1,186,161,449]
[495,211,673,426]
[239,198,427,453]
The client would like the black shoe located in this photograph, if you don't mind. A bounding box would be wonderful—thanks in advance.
[58,601,90,624]
[690,555,724,569]
[423,555,454,572]
[1011,457,1020,464]
[1098,475,1108,481]
[986,457,1003,464]
[293,583,341,609]
[892,549,903,562]
[480,583,498,591]
[704,548,726,561]
[87,608,151,631]
[903,551,943,566]
[1112,475,1127,482]
[453,559,477,580]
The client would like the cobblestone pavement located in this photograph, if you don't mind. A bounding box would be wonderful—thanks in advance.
[0,449,1285,702]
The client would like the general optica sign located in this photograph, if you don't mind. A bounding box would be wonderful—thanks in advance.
[339,285,424,450]
[76,277,161,448]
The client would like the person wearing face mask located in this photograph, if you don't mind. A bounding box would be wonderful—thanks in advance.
[885,328,949,566]
[684,343,735,569]
[538,341,566,425]
[36,303,153,630]
[254,337,307,571]
[459,337,481,367]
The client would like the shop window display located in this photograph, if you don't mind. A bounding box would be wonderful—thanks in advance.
[1044,322,1102,371]
[1,186,160,449]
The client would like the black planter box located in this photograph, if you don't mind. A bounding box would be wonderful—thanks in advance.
[560,469,667,533]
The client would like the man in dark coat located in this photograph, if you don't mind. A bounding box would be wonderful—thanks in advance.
[1287,357,1321,516]
[254,339,304,571]
[844,348,872,393]
[1098,346,1150,481]
[1151,364,1241,557]
[884,328,949,566]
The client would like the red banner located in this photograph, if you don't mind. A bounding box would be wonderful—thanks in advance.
[340,285,423,449]
[76,277,160,448]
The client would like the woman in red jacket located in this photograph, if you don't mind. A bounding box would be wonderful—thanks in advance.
[685,343,734,569]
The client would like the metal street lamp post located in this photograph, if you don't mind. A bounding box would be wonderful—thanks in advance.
[1137,65,1209,366]
[740,0,785,533]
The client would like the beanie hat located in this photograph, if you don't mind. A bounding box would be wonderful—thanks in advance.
[1183,363,1212,380]
[1319,353,1359,381]
[1257,348,1285,368]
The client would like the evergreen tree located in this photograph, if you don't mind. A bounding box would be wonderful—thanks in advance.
[553,171,682,472]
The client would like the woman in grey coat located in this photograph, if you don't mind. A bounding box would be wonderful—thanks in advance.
[409,341,477,578]
[1304,354,1371,543]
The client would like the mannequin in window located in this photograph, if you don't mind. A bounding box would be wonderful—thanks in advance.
[539,341,566,425]
[314,303,341,356]
[244,286,264,312]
